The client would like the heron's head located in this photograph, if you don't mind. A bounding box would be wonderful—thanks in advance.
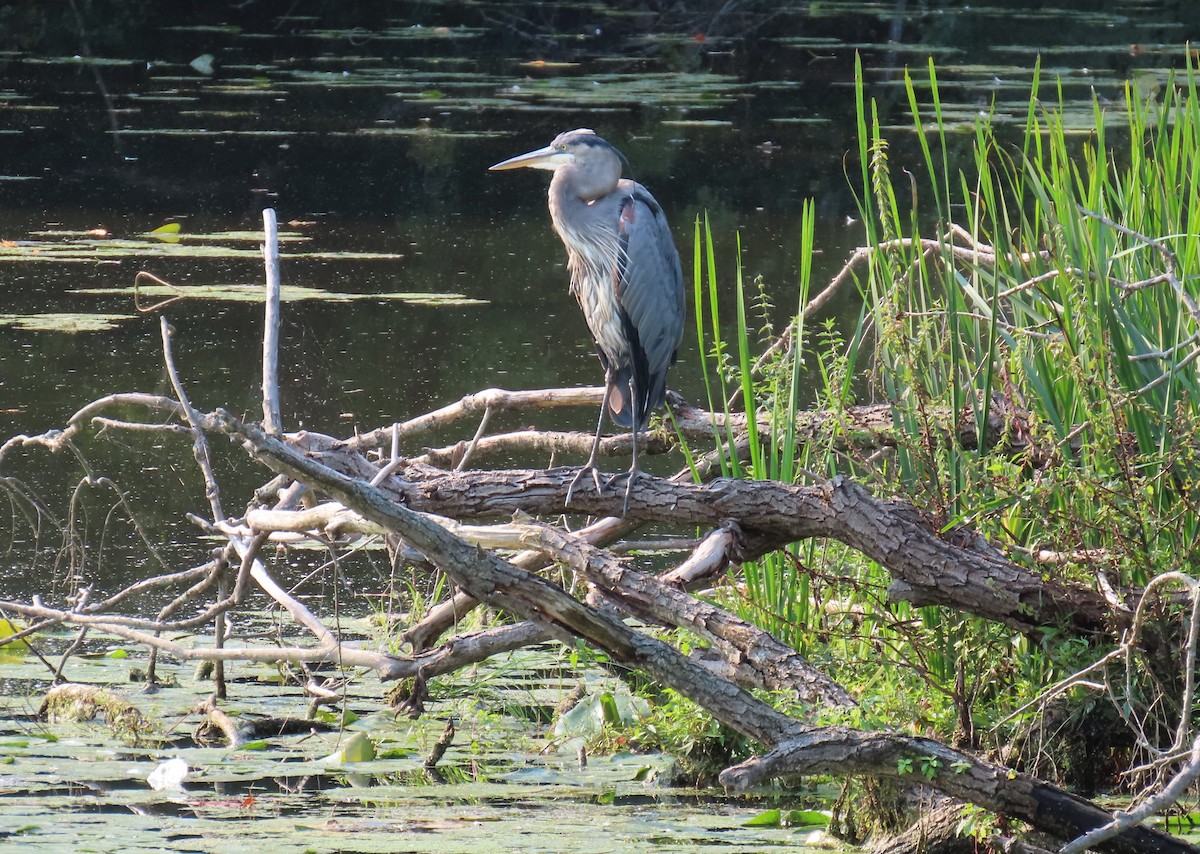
[489,129,623,201]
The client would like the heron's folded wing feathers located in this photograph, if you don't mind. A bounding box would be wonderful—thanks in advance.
[615,185,685,400]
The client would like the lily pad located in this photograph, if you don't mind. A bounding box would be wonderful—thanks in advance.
[351,127,509,139]
[176,230,311,243]
[3,231,405,263]
[499,72,742,110]
[324,731,377,764]
[0,313,132,333]
[72,283,486,306]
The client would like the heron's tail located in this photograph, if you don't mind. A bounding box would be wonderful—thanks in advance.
[607,365,668,430]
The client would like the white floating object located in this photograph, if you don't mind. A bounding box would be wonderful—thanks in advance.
[147,757,189,791]
[189,54,215,76]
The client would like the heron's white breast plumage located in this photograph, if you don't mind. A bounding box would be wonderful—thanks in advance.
[549,188,631,366]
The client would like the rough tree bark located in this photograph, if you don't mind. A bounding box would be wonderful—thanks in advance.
[289,430,1121,639]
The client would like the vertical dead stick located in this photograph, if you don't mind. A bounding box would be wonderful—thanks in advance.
[212,594,228,699]
[159,315,229,690]
[425,718,455,767]
[261,208,282,435]
[160,317,223,523]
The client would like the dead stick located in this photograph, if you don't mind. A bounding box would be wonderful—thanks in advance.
[198,698,248,749]
[346,387,605,453]
[425,719,455,767]
[261,208,282,435]
[0,599,410,677]
[160,317,224,523]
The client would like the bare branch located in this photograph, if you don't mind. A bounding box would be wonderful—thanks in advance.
[159,317,223,523]
[345,387,605,453]
[261,207,283,435]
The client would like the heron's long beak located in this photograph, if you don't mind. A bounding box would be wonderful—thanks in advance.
[488,145,571,172]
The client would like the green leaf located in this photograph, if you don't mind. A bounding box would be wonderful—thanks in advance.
[783,809,831,827]
[0,619,30,663]
[313,708,358,727]
[598,692,621,725]
[0,618,30,649]
[323,731,376,764]
[553,690,647,739]
[148,222,182,243]
[743,808,781,827]
[340,732,376,763]
[377,748,414,760]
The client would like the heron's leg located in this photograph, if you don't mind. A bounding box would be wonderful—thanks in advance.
[566,367,612,505]
[621,373,640,516]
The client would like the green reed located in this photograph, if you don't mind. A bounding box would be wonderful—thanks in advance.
[686,52,1200,733]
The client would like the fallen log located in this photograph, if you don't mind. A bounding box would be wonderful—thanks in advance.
[288,433,1117,639]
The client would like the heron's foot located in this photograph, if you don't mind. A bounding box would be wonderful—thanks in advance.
[620,467,639,516]
[595,467,639,516]
[566,463,604,505]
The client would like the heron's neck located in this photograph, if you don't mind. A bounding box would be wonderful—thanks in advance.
[550,163,618,205]
[547,170,623,289]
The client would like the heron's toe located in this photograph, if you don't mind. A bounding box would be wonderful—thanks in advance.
[566,464,602,505]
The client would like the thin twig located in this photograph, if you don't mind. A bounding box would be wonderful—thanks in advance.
[0,392,185,468]
[1060,736,1200,854]
[159,317,224,523]
[454,406,493,472]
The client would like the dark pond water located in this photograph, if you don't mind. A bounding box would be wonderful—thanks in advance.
[3,1,1194,438]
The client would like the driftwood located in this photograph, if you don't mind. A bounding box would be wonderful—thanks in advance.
[3,213,1199,854]
[290,434,1118,639]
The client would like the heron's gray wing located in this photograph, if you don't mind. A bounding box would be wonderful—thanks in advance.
[615,183,685,405]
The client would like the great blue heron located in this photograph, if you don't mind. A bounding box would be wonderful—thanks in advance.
[490,128,685,513]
